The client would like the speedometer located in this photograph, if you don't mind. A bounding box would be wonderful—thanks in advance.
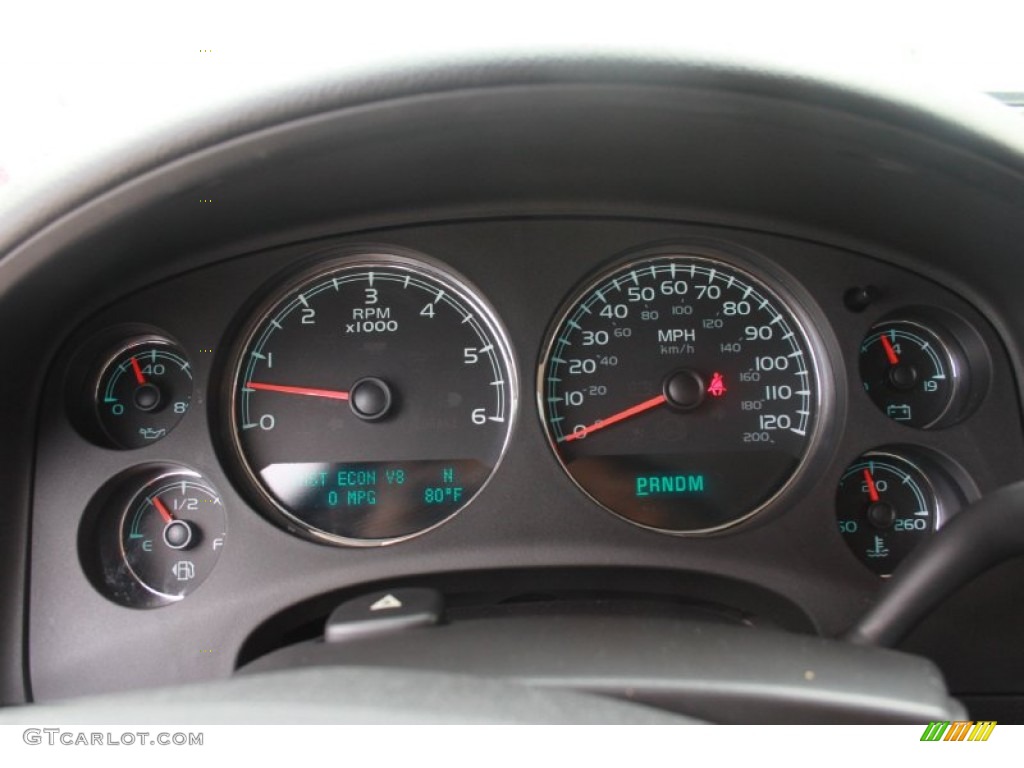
[539,249,825,533]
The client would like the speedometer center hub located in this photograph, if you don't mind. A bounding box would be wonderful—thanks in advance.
[663,369,706,411]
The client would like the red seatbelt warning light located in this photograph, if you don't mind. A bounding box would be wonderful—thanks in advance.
[707,372,727,397]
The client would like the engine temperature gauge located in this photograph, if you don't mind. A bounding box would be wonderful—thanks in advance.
[836,450,963,576]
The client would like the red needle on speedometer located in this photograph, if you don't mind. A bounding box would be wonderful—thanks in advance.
[560,394,667,443]
[880,334,900,366]
[862,468,880,503]
[245,381,350,401]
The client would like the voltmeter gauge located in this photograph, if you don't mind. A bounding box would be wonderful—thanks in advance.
[836,450,965,576]
[82,465,227,608]
[859,320,967,429]
[92,335,193,448]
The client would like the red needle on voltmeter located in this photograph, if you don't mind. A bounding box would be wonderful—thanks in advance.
[560,394,668,443]
[862,468,880,503]
[130,356,146,385]
[245,381,350,401]
[152,496,174,524]
[880,334,900,366]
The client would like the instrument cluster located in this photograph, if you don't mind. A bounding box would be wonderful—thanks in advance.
[47,221,1011,610]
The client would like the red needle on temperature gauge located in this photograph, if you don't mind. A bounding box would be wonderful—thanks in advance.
[245,382,350,401]
[560,394,667,443]
[152,495,174,524]
[880,334,900,366]
[862,468,880,503]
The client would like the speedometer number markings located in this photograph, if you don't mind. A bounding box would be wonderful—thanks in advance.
[540,253,819,533]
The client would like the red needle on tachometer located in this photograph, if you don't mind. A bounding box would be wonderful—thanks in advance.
[862,468,880,503]
[130,356,146,385]
[245,381,350,401]
[879,334,900,366]
[152,496,174,524]
[560,394,667,443]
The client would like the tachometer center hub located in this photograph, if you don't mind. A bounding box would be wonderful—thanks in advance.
[349,377,393,422]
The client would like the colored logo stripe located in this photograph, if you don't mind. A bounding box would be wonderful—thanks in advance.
[920,721,996,742]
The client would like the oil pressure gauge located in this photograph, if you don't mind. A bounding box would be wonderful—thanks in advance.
[90,335,193,448]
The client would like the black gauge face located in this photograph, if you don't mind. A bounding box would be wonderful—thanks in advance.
[95,337,192,448]
[859,320,963,429]
[228,253,516,545]
[82,464,228,609]
[540,253,822,533]
[836,452,942,576]
[121,473,227,600]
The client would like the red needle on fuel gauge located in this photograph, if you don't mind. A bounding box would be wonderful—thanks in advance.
[560,394,667,443]
[862,468,881,503]
[245,382,350,401]
[880,334,900,366]
[152,495,174,524]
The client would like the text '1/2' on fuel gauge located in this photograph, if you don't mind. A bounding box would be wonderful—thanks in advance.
[836,450,963,576]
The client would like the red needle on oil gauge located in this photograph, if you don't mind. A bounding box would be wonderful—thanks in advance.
[560,394,668,443]
[245,382,350,401]
[130,356,146,385]
[880,334,900,366]
[152,495,174,524]
[862,468,881,503]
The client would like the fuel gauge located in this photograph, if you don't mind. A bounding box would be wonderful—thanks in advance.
[82,465,227,608]
[120,471,227,602]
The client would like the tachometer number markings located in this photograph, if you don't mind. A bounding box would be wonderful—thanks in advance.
[231,258,516,544]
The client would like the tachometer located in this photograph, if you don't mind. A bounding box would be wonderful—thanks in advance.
[225,251,516,545]
[539,250,825,533]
